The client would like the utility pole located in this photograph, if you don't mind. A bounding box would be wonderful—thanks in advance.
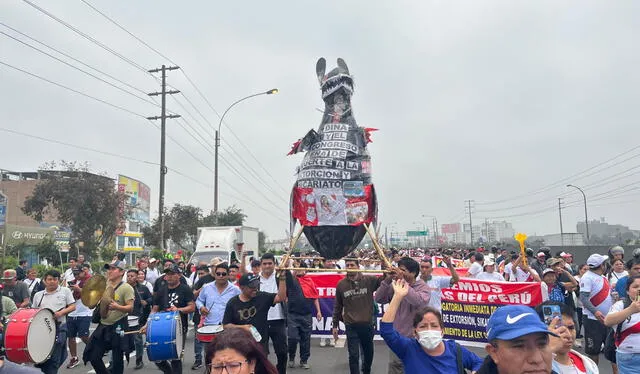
[558,198,564,246]
[148,65,180,250]
[433,218,438,247]
[465,200,474,245]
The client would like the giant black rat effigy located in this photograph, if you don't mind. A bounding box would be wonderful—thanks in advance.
[288,57,378,259]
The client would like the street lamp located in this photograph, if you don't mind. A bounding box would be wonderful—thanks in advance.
[214,89,278,212]
[566,184,589,242]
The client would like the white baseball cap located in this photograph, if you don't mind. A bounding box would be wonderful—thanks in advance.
[587,254,608,268]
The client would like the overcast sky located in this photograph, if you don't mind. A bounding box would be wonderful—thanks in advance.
[2,1,639,241]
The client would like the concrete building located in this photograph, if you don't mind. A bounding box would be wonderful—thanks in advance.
[541,233,585,246]
[0,170,69,250]
[577,217,637,241]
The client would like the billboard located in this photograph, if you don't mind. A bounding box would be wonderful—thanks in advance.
[441,223,462,234]
[117,175,151,226]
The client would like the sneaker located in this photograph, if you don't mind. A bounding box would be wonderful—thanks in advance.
[66,357,80,369]
[288,361,296,368]
[300,362,311,369]
[328,339,335,347]
[134,360,144,370]
[320,338,326,347]
[191,361,203,370]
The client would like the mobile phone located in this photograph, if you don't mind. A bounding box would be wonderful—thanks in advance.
[542,305,562,326]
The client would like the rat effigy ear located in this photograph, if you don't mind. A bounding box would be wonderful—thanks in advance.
[337,58,349,75]
[316,58,326,84]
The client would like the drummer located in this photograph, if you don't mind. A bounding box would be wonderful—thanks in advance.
[32,269,76,374]
[147,264,195,374]
[196,263,240,359]
[83,260,134,374]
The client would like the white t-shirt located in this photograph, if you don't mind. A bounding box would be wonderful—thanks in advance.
[424,275,452,310]
[580,270,612,320]
[556,361,587,374]
[467,262,482,278]
[23,278,41,294]
[476,272,505,282]
[33,286,75,323]
[145,268,160,284]
[63,268,75,284]
[510,267,539,282]
[260,272,283,321]
[69,298,94,317]
[503,263,513,281]
[610,300,640,353]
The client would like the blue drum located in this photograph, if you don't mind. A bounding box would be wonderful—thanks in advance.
[146,311,183,362]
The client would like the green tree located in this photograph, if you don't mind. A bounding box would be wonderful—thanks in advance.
[36,239,63,266]
[22,162,124,259]
[215,206,246,226]
[201,205,246,227]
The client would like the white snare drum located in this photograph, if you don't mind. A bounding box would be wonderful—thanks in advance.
[196,325,223,343]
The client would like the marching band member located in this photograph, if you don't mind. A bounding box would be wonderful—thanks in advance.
[33,270,76,374]
[196,263,240,368]
[83,260,134,374]
[147,264,195,374]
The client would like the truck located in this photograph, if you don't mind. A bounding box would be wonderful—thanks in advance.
[190,226,259,266]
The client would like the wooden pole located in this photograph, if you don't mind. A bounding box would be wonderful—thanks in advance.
[364,223,393,268]
[283,267,389,274]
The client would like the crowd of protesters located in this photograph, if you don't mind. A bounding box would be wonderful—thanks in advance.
[2,244,640,373]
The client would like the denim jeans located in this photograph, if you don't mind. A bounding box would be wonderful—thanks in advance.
[345,323,374,374]
[194,335,204,362]
[616,351,640,374]
[134,333,144,360]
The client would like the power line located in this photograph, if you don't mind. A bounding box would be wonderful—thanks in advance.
[0,59,147,119]
[21,0,153,78]
[0,22,150,96]
[477,144,640,205]
[0,29,159,108]
[0,126,157,166]
[75,0,290,196]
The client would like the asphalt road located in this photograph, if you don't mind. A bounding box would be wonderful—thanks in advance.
[25,330,616,374]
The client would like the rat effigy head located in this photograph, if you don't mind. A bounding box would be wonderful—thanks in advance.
[316,57,354,106]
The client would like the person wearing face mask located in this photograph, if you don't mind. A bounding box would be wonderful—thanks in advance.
[284,260,322,369]
[380,279,483,373]
[375,257,430,374]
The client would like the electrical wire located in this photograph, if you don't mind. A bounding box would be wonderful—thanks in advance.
[21,0,153,78]
[0,59,147,119]
[0,29,159,109]
[476,144,640,206]
[76,0,290,199]
[0,22,150,96]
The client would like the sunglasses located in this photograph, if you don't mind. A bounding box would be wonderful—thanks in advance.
[216,272,228,276]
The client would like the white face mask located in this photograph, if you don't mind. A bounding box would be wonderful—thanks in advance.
[417,330,442,350]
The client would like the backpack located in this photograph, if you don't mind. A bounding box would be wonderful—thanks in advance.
[603,297,631,362]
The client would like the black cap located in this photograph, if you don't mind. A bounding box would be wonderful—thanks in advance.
[164,264,182,274]
[238,273,260,288]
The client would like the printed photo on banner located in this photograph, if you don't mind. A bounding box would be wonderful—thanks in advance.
[346,201,368,224]
[432,256,465,268]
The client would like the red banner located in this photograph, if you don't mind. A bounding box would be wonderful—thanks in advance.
[442,279,542,305]
[305,273,542,345]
